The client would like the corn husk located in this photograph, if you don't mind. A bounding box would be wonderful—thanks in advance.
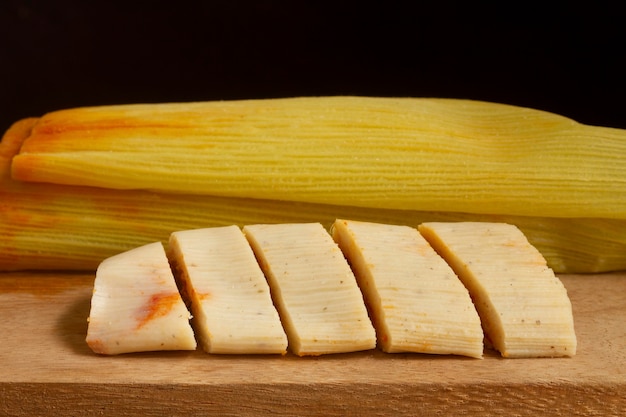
[11,97,626,218]
[2,98,626,273]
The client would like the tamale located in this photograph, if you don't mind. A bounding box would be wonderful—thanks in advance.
[11,97,626,219]
[2,97,626,272]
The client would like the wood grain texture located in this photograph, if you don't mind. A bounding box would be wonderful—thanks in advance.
[1,272,625,416]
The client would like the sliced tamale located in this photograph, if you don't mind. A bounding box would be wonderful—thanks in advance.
[168,226,288,354]
[243,222,376,356]
[331,219,483,358]
[86,241,196,355]
[419,222,577,358]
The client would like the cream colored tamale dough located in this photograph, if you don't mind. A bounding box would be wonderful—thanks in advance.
[243,222,376,356]
[86,242,196,355]
[332,219,484,358]
[168,226,288,354]
[418,222,577,358]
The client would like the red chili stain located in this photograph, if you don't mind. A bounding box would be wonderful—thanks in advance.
[196,291,211,301]
[135,292,182,330]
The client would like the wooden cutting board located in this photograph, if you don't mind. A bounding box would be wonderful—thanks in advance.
[1,271,625,416]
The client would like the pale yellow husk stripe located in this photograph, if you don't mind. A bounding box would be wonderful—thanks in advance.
[11,97,626,219]
[4,175,625,272]
[2,107,626,273]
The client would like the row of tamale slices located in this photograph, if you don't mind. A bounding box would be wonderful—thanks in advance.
[85,220,577,359]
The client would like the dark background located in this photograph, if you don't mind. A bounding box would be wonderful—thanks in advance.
[1,1,625,135]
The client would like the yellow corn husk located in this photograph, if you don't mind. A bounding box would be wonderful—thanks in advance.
[11,96,626,219]
[2,99,626,273]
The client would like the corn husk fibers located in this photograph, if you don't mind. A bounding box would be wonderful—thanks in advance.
[2,97,626,272]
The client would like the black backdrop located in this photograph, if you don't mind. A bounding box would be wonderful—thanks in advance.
[1,1,625,134]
